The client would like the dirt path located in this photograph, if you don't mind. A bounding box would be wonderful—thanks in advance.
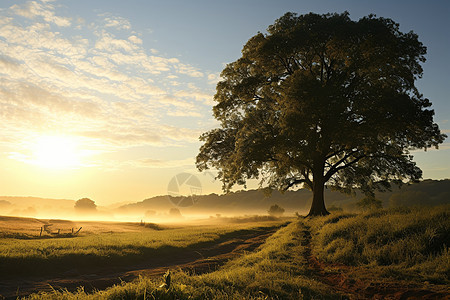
[300,222,450,300]
[0,227,277,299]
[3,223,448,299]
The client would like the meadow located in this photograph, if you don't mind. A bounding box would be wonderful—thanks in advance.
[309,205,449,284]
[1,205,449,299]
[0,217,284,279]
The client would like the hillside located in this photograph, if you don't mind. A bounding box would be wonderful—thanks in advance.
[0,196,75,218]
[117,179,450,217]
[1,179,447,220]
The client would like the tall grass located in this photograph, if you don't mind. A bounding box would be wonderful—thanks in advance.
[0,222,283,277]
[21,206,450,299]
[308,205,450,283]
[25,222,342,300]
[178,221,335,299]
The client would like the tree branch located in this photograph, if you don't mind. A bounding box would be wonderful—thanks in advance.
[301,169,313,189]
[283,178,307,191]
[326,149,359,170]
[276,55,293,75]
[325,148,348,160]
[324,154,366,181]
[294,57,307,71]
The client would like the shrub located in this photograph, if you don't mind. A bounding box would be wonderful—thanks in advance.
[268,204,285,217]
[74,198,97,212]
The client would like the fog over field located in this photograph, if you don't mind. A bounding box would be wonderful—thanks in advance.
[1,180,448,223]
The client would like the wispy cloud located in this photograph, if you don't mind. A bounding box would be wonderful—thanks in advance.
[11,0,71,27]
[128,35,142,44]
[175,88,214,106]
[0,0,212,169]
[176,63,204,78]
[102,14,131,30]
[128,157,195,168]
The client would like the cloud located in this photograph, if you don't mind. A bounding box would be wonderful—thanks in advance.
[128,35,143,44]
[161,125,201,142]
[175,89,214,106]
[10,1,71,27]
[167,110,202,117]
[129,157,194,168]
[0,56,22,75]
[90,156,196,171]
[0,0,212,167]
[95,32,139,52]
[176,63,204,78]
[156,94,209,118]
[0,22,88,59]
[158,95,195,109]
[102,15,131,30]
[2,81,101,116]
[207,72,221,85]
[77,130,162,146]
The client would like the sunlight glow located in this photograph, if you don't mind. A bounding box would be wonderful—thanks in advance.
[30,135,82,169]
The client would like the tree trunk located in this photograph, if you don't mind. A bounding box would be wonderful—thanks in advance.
[308,158,330,216]
[307,179,330,216]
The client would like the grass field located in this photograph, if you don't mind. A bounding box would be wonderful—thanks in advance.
[0,216,285,280]
[1,205,449,299]
[24,220,338,300]
[308,205,450,284]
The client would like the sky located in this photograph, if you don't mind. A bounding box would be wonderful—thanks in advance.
[0,0,449,206]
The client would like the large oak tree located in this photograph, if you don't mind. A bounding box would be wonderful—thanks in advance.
[196,12,446,216]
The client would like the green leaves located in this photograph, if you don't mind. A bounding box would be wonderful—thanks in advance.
[197,12,446,213]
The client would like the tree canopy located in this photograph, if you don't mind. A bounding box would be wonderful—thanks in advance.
[268,204,285,217]
[196,12,446,216]
[74,198,97,211]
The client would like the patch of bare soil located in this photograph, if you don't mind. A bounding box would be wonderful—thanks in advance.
[0,227,277,299]
[300,223,450,300]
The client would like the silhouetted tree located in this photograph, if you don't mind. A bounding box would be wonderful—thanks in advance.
[196,12,446,216]
[74,198,97,212]
[0,200,11,210]
[268,204,285,217]
[22,206,37,217]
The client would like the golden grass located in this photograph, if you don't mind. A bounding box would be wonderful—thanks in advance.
[12,206,450,299]
[25,221,341,300]
[308,205,450,284]
[0,216,286,279]
[0,216,174,238]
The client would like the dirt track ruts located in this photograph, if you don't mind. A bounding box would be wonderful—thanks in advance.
[0,227,278,299]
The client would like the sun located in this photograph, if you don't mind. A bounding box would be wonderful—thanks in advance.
[31,135,82,169]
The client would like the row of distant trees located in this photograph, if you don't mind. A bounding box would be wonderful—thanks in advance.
[76,196,443,218]
[5,191,444,219]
